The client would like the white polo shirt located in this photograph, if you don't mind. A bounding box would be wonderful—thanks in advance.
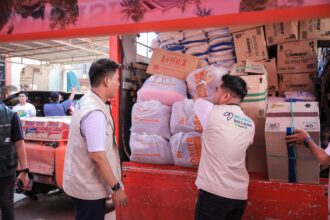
[194,98,255,200]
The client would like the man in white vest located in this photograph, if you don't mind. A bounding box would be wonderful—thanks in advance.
[193,74,255,220]
[63,59,127,220]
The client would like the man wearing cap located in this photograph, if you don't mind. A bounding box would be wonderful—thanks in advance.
[43,88,77,116]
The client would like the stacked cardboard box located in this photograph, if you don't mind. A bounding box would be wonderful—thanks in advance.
[21,117,71,141]
[265,102,320,184]
[230,61,268,172]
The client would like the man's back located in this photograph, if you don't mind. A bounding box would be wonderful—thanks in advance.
[196,103,255,200]
[44,100,71,116]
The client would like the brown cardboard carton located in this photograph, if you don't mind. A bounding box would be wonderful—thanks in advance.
[300,18,330,40]
[240,74,268,118]
[147,48,199,80]
[265,21,298,46]
[246,117,267,173]
[233,27,268,62]
[228,24,263,33]
[230,60,266,76]
[260,58,279,93]
[279,73,316,96]
[265,102,320,184]
[277,40,317,73]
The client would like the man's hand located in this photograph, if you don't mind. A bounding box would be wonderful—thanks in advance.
[17,172,29,187]
[286,128,310,144]
[113,188,128,207]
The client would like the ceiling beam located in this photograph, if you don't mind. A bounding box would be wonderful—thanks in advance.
[51,40,108,56]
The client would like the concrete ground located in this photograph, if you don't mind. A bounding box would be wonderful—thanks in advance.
[8,193,116,220]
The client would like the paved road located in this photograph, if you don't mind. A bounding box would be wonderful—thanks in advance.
[12,193,115,220]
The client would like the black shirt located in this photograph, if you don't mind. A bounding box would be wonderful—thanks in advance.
[11,112,24,142]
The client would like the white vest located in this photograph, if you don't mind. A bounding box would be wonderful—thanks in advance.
[196,105,255,200]
[63,91,122,200]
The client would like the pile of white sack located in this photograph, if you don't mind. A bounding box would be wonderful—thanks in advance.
[130,65,228,166]
[151,28,236,71]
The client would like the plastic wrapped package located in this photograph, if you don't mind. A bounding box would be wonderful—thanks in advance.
[185,44,209,55]
[170,132,202,167]
[199,59,209,67]
[207,48,234,58]
[209,42,234,52]
[186,65,228,102]
[183,29,205,39]
[151,37,160,48]
[208,35,233,46]
[130,132,174,165]
[131,100,171,139]
[206,28,230,38]
[182,40,207,49]
[213,59,236,71]
[158,31,184,42]
[159,39,182,49]
[137,75,187,106]
[170,99,202,134]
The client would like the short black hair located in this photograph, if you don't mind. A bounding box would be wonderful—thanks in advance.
[49,92,60,102]
[221,74,248,101]
[18,91,28,97]
[88,58,120,87]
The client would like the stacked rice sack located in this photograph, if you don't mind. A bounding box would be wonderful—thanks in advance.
[151,28,236,71]
[169,65,228,167]
[130,75,187,165]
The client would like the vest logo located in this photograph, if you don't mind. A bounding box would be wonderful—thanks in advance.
[5,137,10,143]
[223,112,234,121]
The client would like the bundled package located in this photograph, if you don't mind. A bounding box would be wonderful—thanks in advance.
[186,65,228,102]
[170,99,202,134]
[137,74,187,106]
[170,132,202,167]
[130,132,174,165]
[131,100,171,139]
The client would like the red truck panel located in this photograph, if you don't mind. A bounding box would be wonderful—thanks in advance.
[118,162,328,220]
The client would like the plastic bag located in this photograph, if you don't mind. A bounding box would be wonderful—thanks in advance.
[130,132,174,165]
[138,74,187,106]
[186,65,228,102]
[131,100,171,139]
[170,99,202,134]
[170,132,202,167]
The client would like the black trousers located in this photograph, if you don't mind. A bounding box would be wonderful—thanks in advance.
[0,173,16,220]
[195,189,247,220]
[71,197,106,220]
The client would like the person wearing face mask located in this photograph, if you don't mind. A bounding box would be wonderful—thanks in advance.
[63,59,127,220]
[193,74,255,220]
[12,91,36,118]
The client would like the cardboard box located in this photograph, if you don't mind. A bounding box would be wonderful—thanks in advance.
[233,27,268,62]
[147,48,199,80]
[246,117,267,173]
[228,24,263,33]
[260,58,279,93]
[279,73,316,96]
[300,18,330,40]
[265,102,320,184]
[230,60,266,76]
[21,117,71,141]
[240,74,268,118]
[265,21,298,46]
[277,40,317,73]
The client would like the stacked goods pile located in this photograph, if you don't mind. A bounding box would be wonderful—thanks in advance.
[130,74,187,164]
[151,28,236,70]
[228,19,329,178]
[21,116,71,141]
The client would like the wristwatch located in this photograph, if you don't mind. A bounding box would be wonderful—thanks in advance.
[111,182,121,192]
[303,136,312,149]
[21,168,29,174]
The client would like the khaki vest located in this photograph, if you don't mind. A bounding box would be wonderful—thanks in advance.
[63,91,122,200]
[196,105,255,200]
